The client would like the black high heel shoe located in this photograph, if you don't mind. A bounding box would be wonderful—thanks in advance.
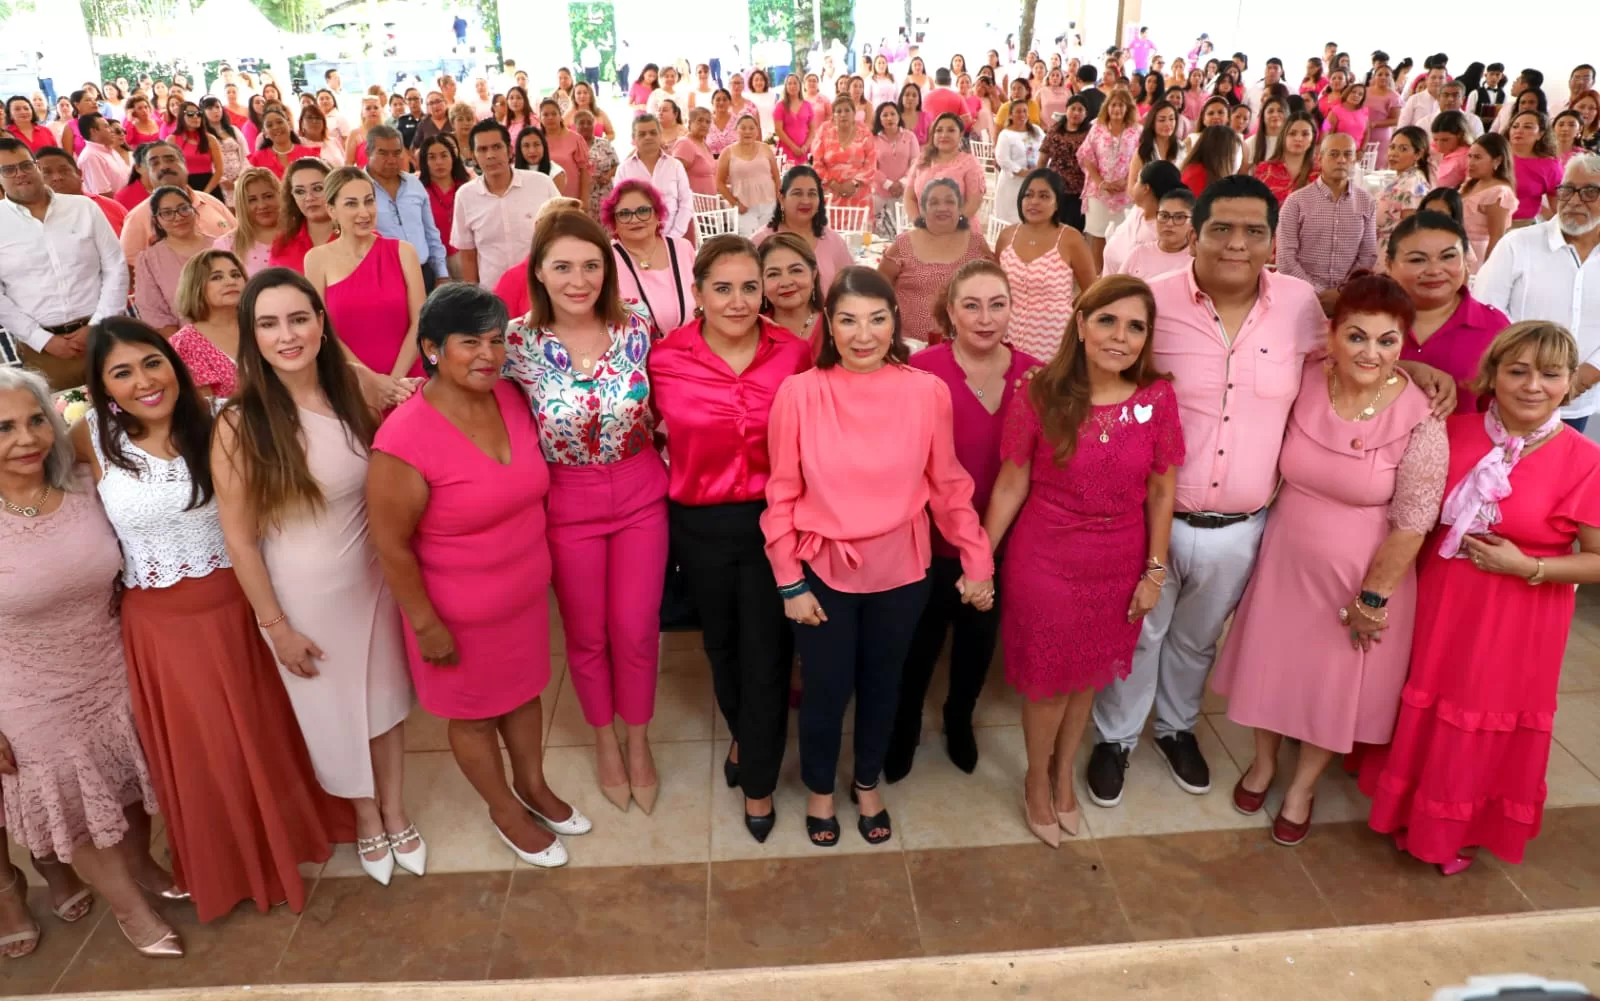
[723,748,739,789]
[849,783,893,845]
[744,806,776,843]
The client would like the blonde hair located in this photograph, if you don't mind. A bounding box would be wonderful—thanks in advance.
[449,101,477,126]
[228,166,280,259]
[1470,321,1582,403]
[175,249,245,323]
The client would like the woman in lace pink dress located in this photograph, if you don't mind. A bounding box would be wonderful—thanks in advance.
[1211,276,1449,848]
[982,276,1183,847]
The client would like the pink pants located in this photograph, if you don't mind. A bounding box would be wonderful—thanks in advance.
[546,448,670,727]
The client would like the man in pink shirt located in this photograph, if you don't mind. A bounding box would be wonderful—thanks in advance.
[452,120,560,289]
[73,113,125,196]
[1086,174,1455,810]
[923,69,969,126]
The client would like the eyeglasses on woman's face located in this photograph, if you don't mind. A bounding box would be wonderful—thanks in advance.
[156,202,195,221]
[615,204,655,223]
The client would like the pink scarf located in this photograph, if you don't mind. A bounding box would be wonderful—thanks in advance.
[1437,403,1563,558]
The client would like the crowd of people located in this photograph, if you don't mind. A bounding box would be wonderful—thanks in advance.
[1,29,1598,971]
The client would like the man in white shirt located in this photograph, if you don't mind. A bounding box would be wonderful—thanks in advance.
[1397,66,1446,130]
[614,115,693,240]
[0,137,128,390]
[470,77,494,120]
[1246,59,1285,115]
[1414,81,1482,138]
[73,113,127,196]
[1475,154,1600,431]
[452,121,561,289]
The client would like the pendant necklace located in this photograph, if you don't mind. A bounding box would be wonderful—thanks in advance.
[1,484,51,518]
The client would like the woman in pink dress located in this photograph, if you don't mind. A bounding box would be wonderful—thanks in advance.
[368,284,587,870]
[1357,322,1600,874]
[674,109,718,196]
[812,96,877,209]
[1212,275,1448,847]
[1321,83,1370,149]
[170,249,246,398]
[982,275,1183,848]
[305,168,426,381]
[538,98,592,207]
[774,74,816,164]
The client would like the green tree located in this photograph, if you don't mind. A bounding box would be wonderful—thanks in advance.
[566,1,616,85]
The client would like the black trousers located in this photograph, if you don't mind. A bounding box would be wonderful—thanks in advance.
[669,501,791,799]
[891,555,1000,746]
[792,566,931,794]
[1061,193,1086,232]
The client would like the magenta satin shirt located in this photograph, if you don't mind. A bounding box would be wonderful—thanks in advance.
[1401,292,1510,415]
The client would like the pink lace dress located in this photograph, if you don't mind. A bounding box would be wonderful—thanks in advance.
[0,487,157,860]
[170,324,238,398]
[999,380,1185,699]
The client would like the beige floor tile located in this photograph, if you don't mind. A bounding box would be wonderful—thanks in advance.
[1546,738,1600,807]
[406,661,566,752]
[545,669,592,748]
[1553,692,1600,778]
[538,741,712,868]
[1203,714,1373,824]
[1572,614,1600,651]
[1561,628,1600,694]
[920,651,1024,732]
[322,749,517,879]
[708,737,909,861]
[892,724,1096,850]
[1084,721,1265,838]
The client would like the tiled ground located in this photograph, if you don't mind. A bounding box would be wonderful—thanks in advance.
[8,590,1600,994]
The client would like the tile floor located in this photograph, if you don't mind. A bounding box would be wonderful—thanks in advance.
[8,591,1600,995]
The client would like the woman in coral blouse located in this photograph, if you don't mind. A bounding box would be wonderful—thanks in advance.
[903,112,987,222]
[812,96,878,209]
[649,236,811,843]
[870,103,919,236]
[673,108,718,196]
[764,266,994,848]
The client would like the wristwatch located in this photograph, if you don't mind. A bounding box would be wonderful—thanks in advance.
[1358,590,1388,608]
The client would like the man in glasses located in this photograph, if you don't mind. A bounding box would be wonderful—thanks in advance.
[614,115,693,240]
[1477,154,1600,431]
[0,137,128,389]
[116,140,234,264]
[452,120,560,288]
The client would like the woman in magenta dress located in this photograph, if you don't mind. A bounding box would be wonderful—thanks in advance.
[1358,321,1600,874]
[304,167,426,381]
[982,275,1183,848]
[1210,276,1448,847]
[368,283,588,870]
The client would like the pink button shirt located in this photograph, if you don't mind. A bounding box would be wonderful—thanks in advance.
[450,168,562,290]
[1149,265,1325,514]
[75,141,127,197]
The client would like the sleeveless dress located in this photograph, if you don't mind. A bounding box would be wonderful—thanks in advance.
[372,382,555,719]
[1001,238,1078,361]
[1000,380,1186,699]
[0,486,156,862]
[90,423,350,921]
[1210,368,1447,752]
[260,411,413,799]
[322,236,418,377]
[727,148,777,237]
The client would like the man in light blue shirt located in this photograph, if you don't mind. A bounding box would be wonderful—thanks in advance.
[365,125,449,290]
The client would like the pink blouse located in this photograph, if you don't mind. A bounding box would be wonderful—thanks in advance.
[812,123,878,206]
[1322,104,1370,145]
[672,138,717,195]
[762,363,994,593]
[905,152,987,209]
[872,129,920,197]
[1434,147,1468,189]
[1077,122,1142,209]
[170,324,238,398]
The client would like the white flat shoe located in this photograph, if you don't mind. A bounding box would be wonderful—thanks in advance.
[494,824,567,868]
[388,825,427,876]
[512,789,592,836]
[356,833,394,886]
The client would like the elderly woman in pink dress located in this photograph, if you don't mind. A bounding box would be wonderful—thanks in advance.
[1210,275,1449,848]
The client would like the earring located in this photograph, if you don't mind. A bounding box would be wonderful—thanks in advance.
[427,355,437,364]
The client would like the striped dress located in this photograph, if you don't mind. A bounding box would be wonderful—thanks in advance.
[1000,238,1078,361]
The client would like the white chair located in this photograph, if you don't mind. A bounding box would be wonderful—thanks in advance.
[692,192,724,215]
[979,190,995,227]
[892,201,910,234]
[983,167,999,193]
[985,214,1007,246]
[970,139,994,166]
[1360,141,1379,172]
[694,206,738,240]
[827,204,869,235]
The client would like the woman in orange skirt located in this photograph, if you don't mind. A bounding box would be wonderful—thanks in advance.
[76,317,352,922]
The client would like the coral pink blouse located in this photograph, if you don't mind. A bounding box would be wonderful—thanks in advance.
[811,123,878,206]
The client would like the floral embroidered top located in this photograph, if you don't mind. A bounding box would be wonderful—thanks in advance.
[1076,122,1141,210]
[504,312,657,465]
[1375,166,1433,256]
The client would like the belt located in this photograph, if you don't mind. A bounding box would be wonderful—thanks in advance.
[1177,508,1262,530]
[40,317,91,336]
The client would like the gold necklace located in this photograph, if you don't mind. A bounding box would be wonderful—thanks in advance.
[627,239,657,271]
[1092,408,1118,443]
[951,342,1006,399]
[1,483,51,518]
[1327,363,1398,420]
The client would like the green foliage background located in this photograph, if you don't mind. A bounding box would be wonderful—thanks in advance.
[747,0,853,68]
[566,1,616,84]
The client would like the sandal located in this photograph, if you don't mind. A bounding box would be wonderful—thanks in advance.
[0,865,41,960]
[32,857,94,922]
[804,814,840,848]
[849,782,892,845]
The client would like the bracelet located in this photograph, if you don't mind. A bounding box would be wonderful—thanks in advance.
[777,579,811,600]
[257,612,287,629]
[1349,601,1387,625]
[1527,558,1547,586]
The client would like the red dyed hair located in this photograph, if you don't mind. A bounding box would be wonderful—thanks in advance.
[1331,272,1416,333]
[599,179,668,237]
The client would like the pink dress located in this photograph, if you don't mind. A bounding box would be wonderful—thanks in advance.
[1001,239,1080,360]
[812,124,878,206]
[0,488,158,860]
[1322,105,1370,146]
[905,152,987,211]
[1357,419,1600,865]
[673,138,717,195]
[170,324,238,397]
[884,229,992,342]
[1000,380,1185,698]
[1365,89,1404,167]
[1461,184,1519,264]
[1210,367,1447,751]
[323,236,418,377]
[372,381,554,719]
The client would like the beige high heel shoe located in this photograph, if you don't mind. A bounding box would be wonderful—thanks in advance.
[1023,791,1061,849]
[117,916,184,958]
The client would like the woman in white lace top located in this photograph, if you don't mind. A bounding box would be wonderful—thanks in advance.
[71,317,353,924]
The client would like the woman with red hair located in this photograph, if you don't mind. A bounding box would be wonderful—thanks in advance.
[1211,274,1448,847]
[602,179,695,337]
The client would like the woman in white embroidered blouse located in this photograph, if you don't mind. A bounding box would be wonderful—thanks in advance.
[504,210,670,815]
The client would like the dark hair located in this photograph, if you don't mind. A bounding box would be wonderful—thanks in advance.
[871,101,900,135]
[1249,97,1290,165]
[1014,168,1074,225]
[691,234,760,287]
[1139,159,1184,199]
[1506,109,1559,159]
[918,112,968,165]
[1077,65,1098,84]
[196,96,234,145]
[1331,272,1416,333]
[1159,188,1197,210]
[1487,62,1505,74]
[1417,186,1465,224]
[1385,208,1468,260]
[468,118,511,153]
[76,111,104,141]
[1429,110,1473,144]
[1389,125,1433,180]
[148,184,192,241]
[417,282,509,376]
[1136,102,1181,164]
[1182,125,1241,189]
[1517,87,1549,117]
[418,134,470,186]
[33,145,74,168]
[758,232,824,316]
[769,164,827,238]
[1521,69,1545,90]
[84,317,215,509]
[1052,95,1091,135]
[504,85,537,134]
[898,81,924,116]
[514,125,552,172]
[934,68,952,86]
[1193,173,1280,234]
[815,267,909,369]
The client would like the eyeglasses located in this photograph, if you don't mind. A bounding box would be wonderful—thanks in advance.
[1556,184,1600,204]
[615,206,655,223]
[0,161,39,178]
[156,203,196,221]
[1157,211,1192,224]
